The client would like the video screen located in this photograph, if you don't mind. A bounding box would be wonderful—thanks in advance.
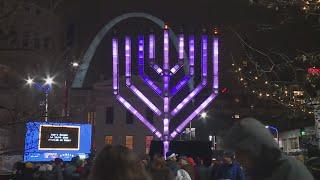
[24,122,92,162]
[39,125,80,150]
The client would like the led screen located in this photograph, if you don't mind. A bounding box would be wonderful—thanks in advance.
[24,122,92,162]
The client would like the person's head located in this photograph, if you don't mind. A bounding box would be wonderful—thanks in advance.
[166,152,177,162]
[89,145,151,180]
[54,158,63,167]
[222,151,234,165]
[152,157,166,169]
[223,118,281,176]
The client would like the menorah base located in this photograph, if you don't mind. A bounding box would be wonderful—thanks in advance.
[163,140,170,159]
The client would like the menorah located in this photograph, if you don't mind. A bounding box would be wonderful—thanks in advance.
[112,27,219,156]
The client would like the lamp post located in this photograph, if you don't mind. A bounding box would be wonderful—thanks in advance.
[26,76,54,122]
[266,125,279,145]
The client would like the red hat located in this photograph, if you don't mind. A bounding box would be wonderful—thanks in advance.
[187,157,196,166]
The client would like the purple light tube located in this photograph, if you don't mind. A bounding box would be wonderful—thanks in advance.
[189,36,195,76]
[164,118,169,134]
[170,83,205,117]
[112,38,119,94]
[170,93,217,138]
[142,75,162,95]
[170,64,182,75]
[170,75,191,96]
[149,34,155,59]
[138,35,144,76]
[163,75,170,94]
[201,35,208,79]
[164,97,169,113]
[151,64,163,75]
[163,29,169,70]
[213,38,219,90]
[116,95,162,138]
[128,85,162,116]
[163,141,169,159]
[179,34,184,60]
[125,36,131,78]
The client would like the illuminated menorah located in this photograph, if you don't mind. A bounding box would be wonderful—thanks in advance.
[112,27,219,157]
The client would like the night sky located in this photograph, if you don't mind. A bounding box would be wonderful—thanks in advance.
[58,0,320,136]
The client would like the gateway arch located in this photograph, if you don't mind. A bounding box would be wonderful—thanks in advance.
[72,12,192,89]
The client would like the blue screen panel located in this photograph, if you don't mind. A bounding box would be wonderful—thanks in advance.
[24,122,92,162]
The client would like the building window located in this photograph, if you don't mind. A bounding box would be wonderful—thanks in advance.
[87,111,96,125]
[22,32,30,48]
[282,139,287,152]
[43,37,50,49]
[106,107,114,124]
[125,136,133,150]
[105,136,112,145]
[126,111,133,124]
[146,108,153,124]
[145,136,153,154]
[289,137,299,150]
[34,35,40,49]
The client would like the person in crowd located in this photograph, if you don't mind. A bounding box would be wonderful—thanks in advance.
[214,151,244,180]
[196,158,211,180]
[179,157,195,180]
[64,157,79,180]
[88,145,151,180]
[176,158,192,180]
[49,158,64,180]
[141,154,151,171]
[166,152,179,176]
[223,117,314,180]
[149,156,174,180]
[210,158,220,180]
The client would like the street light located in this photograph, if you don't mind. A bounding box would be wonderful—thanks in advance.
[44,76,54,85]
[26,77,34,85]
[26,76,54,122]
[71,62,79,68]
[201,112,208,119]
[266,125,279,146]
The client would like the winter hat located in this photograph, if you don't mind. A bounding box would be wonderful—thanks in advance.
[187,157,196,166]
[166,151,177,159]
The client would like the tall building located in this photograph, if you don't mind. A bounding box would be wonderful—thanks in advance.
[0,0,67,154]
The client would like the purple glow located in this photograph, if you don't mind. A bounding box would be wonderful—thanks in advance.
[112,39,118,94]
[125,37,131,78]
[179,34,184,59]
[151,64,163,75]
[170,64,181,75]
[116,95,162,138]
[112,30,220,155]
[164,97,169,113]
[163,30,169,70]
[164,141,169,159]
[138,35,144,75]
[170,75,191,96]
[171,83,205,116]
[164,118,169,134]
[189,36,195,76]
[213,38,219,90]
[129,85,162,116]
[142,75,162,95]
[163,76,169,94]
[171,93,217,138]
[138,35,162,96]
[202,36,208,78]
[149,34,155,59]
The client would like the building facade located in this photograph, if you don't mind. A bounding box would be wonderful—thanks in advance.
[71,77,162,156]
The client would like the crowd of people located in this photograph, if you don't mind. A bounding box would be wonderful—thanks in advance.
[9,118,315,180]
